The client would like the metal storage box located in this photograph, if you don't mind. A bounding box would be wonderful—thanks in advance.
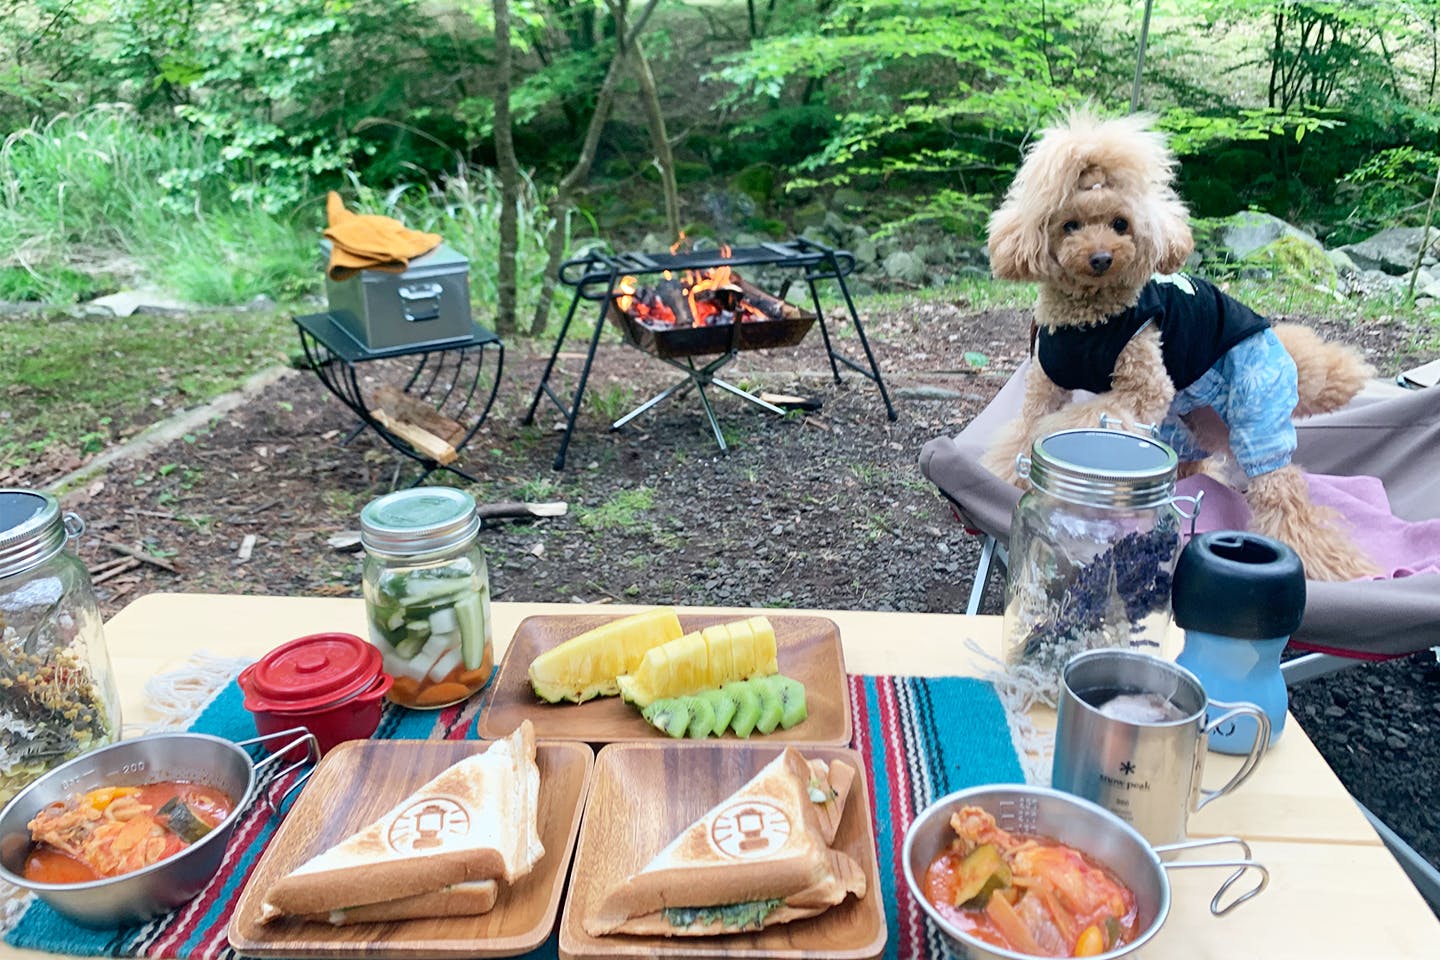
[324,242,473,350]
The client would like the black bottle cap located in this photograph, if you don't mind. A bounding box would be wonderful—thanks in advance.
[1172,531,1307,639]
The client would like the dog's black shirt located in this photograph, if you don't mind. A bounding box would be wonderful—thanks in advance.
[1037,274,1270,393]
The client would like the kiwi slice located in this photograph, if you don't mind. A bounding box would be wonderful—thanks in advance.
[754,677,785,735]
[703,688,738,736]
[683,695,716,739]
[771,675,808,729]
[643,698,692,738]
[726,680,762,738]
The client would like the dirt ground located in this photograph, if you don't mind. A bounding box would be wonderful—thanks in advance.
[10,293,1439,882]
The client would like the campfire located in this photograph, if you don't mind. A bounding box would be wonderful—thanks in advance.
[611,242,805,331]
[602,239,817,361]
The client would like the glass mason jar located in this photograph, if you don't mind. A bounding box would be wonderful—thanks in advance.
[1002,429,1199,687]
[0,489,122,806]
[360,487,493,710]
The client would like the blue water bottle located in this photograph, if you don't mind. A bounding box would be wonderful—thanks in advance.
[1173,531,1306,754]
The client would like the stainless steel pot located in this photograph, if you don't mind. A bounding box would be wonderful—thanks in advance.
[901,784,1268,960]
[0,728,317,928]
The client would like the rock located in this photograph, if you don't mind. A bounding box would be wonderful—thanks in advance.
[326,531,363,553]
[87,288,197,317]
[853,237,879,264]
[1327,249,1360,276]
[793,200,828,229]
[1218,211,1323,261]
[1338,226,1440,276]
[883,250,926,284]
[832,187,865,210]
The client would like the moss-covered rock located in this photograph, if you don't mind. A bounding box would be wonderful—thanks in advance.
[1242,234,1338,285]
[732,164,776,205]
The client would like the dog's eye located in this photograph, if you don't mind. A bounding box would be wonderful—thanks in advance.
[1112,218,1129,233]
[1062,220,1080,234]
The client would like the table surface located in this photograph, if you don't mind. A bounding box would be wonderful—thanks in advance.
[5,592,1437,959]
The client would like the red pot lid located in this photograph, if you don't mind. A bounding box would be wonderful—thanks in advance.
[239,633,384,713]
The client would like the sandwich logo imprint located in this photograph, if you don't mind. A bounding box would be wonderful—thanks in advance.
[709,800,791,859]
[386,797,471,852]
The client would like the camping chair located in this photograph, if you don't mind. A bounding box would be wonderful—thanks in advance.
[918,360,1440,910]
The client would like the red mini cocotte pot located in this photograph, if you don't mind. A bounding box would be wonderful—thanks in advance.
[238,632,393,754]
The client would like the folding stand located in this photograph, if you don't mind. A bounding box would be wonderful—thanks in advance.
[524,237,896,469]
[295,313,504,486]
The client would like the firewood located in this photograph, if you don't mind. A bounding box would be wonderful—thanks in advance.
[369,409,459,465]
[476,501,569,521]
[372,384,466,444]
[91,557,142,585]
[103,540,180,573]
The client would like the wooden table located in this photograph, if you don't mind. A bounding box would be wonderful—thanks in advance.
[6,592,1438,959]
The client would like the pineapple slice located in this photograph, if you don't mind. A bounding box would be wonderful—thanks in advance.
[617,616,778,707]
[529,607,684,703]
[703,622,736,685]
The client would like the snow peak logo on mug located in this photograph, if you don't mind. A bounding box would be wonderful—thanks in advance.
[1052,649,1270,847]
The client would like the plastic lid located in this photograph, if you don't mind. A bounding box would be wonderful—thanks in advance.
[0,489,67,580]
[1173,531,1307,639]
[240,633,383,713]
[360,487,480,557]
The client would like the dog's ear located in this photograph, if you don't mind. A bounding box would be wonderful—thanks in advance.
[1150,196,1194,274]
[987,204,1046,281]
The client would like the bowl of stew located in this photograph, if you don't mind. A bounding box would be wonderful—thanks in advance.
[901,784,1268,959]
[0,730,312,928]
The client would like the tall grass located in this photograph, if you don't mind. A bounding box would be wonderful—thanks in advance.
[0,106,575,317]
[0,106,317,304]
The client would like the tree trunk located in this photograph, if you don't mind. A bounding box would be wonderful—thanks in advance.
[493,0,521,335]
[631,36,680,240]
[527,0,662,337]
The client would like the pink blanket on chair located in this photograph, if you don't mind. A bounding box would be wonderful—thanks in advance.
[1178,473,1440,579]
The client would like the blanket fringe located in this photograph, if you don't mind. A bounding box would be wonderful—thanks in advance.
[965,639,1056,786]
[141,653,253,732]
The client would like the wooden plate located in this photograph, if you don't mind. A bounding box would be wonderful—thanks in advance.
[476,613,851,746]
[559,742,885,960]
[228,738,594,958]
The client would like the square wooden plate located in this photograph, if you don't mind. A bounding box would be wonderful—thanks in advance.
[476,613,852,746]
[558,742,886,960]
[228,738,594,958]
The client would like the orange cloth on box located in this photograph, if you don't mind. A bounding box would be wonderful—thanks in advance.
[324,191,443,281]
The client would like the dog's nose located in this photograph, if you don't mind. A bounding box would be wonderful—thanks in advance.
[1089,251,1113,275]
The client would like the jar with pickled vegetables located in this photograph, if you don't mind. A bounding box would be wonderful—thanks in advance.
[0,489,121,806]
[360,487,493,709]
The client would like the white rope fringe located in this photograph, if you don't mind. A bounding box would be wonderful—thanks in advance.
[966,639,1057,786]
[141,652,253,732]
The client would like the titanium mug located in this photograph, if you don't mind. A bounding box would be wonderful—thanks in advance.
[1051,648,1270,847]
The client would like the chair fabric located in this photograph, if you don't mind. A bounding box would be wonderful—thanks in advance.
[919,360,1440,659]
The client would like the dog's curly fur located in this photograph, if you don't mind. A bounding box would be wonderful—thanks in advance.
[981,111,1377,581]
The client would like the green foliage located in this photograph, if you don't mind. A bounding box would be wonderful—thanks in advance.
[579,487,654,530]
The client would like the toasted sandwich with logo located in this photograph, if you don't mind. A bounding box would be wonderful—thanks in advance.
[259,721,543,924]
[585,747,867,936]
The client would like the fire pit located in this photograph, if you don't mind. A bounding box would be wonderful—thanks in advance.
[525,237,895,469]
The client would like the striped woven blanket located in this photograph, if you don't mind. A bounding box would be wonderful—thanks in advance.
[5,674,1023,960]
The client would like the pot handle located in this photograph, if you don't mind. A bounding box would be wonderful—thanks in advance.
[237,727,321,818]
[1153,836,1270,916]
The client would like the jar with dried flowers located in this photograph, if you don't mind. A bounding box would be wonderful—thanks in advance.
[1002,429,1199,689]
[0,490,121,806]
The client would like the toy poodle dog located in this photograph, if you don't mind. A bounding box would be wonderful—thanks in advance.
[980,110,1378,581]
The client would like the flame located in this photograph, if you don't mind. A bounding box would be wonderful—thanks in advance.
[614,275,638,314]
[670,231,687,255]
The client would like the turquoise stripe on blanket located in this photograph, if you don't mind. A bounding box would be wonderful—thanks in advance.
[7,675,1023,960]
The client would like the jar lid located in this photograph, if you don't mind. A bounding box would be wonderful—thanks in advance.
[0,489,68,580]
[1026,429,1178,509]
[239,633,384,713]
[360,487,480,558]
[1173,531,1306,639]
